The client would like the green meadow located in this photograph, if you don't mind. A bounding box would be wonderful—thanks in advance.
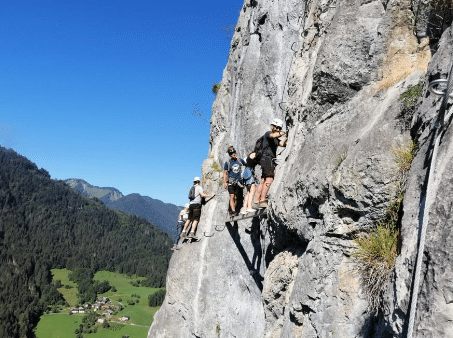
[94,270,161,327]
[52,268,78,307]
[35,269,163,338]
[35,314,83,338]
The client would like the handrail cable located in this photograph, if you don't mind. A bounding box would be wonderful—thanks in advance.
[406,38,453,338]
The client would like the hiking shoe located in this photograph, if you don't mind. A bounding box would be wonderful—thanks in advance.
[252,202,260,210]
[240,208,247,215]
[187,232,195,238]
[259,201,268,208]
[246,208,255,213]
[180,231,187,238]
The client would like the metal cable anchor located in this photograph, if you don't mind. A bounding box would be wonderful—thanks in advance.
[428,79,453,98]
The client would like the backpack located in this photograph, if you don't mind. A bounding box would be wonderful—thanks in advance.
[241,167,253,181]
[188,186,196,200]
[253,135,265,162]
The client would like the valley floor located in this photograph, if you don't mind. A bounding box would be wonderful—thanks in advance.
[34,269,161,338]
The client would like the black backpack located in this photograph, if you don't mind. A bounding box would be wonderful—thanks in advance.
[188,186,196,200]
[253,135,265,162]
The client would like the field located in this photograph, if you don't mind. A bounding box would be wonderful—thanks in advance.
[52,268,78,307]
[35,314,149,338]
[94,271,161,326]
[34,269,163,338]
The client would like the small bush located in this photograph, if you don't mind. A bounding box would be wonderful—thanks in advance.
[399,82,423,107]
[212,83,221,95]
[211,161,222,172]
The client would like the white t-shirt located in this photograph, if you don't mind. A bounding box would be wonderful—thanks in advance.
[179,209,189,222]
[190,185,203,205]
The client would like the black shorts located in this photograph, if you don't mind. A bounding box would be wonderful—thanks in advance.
[228,181,242,195]
[260,156,276,178]
[188,204,202,222]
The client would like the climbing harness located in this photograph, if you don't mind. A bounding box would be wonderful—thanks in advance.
[406,56,453,338]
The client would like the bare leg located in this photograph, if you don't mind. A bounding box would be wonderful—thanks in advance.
[244,186,251,209]
[189,220,199,235]
[254,179,264,204]
[229,194,236,212]
[245,184,256,209]
[182,219,191,233]
[259,177,274,202]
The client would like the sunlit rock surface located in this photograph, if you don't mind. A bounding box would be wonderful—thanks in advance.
[148,0,453,336]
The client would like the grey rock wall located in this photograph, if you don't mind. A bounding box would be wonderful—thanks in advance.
[148,0,452,337]
[378,27,453,337]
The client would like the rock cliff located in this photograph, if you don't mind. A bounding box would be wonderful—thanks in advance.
[148,0,453,336]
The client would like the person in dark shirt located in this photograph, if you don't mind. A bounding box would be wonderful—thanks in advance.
[253,118,288,209]
[223,146,246,216]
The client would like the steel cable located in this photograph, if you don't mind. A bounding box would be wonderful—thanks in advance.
[406,39,453,337]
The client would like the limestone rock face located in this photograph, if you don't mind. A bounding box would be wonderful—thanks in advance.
[148,0,453,337]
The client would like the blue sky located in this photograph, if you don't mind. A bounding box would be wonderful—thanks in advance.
[0,0,243,206]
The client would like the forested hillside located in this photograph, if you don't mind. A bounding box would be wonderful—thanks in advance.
[0,146,172,338]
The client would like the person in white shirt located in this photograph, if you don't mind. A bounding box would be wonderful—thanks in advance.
[181,177,214,238]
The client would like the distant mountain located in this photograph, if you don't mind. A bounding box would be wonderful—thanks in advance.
[64,178,123,205]
[64,179,181,238]
[108,194,182,238]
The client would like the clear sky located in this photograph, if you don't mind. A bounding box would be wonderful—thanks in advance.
[0,0,243,206]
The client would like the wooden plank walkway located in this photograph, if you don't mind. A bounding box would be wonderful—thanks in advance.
[225,208,267,223]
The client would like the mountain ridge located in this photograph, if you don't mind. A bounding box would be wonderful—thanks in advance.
[64,178,181,237]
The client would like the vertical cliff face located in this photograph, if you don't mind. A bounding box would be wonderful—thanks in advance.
[148,0,453,336]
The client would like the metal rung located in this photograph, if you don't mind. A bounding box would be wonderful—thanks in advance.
[279,102,289,111]
[215,225,226,232]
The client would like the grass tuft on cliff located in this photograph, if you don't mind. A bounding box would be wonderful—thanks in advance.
[353,193,402,313]
[353,139,416,313]
[392,139,417,175]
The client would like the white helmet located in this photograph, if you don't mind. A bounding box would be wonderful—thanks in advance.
[271,118,283,128]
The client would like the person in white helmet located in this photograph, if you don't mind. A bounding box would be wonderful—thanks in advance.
[253,118,288,209]
[181,176,214,238]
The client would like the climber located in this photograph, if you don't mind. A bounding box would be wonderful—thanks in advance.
[240,151,259,214]
[181,177,214,238]
[172,203,189,250]
[253,118,288,209]
[223,146,246,216]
